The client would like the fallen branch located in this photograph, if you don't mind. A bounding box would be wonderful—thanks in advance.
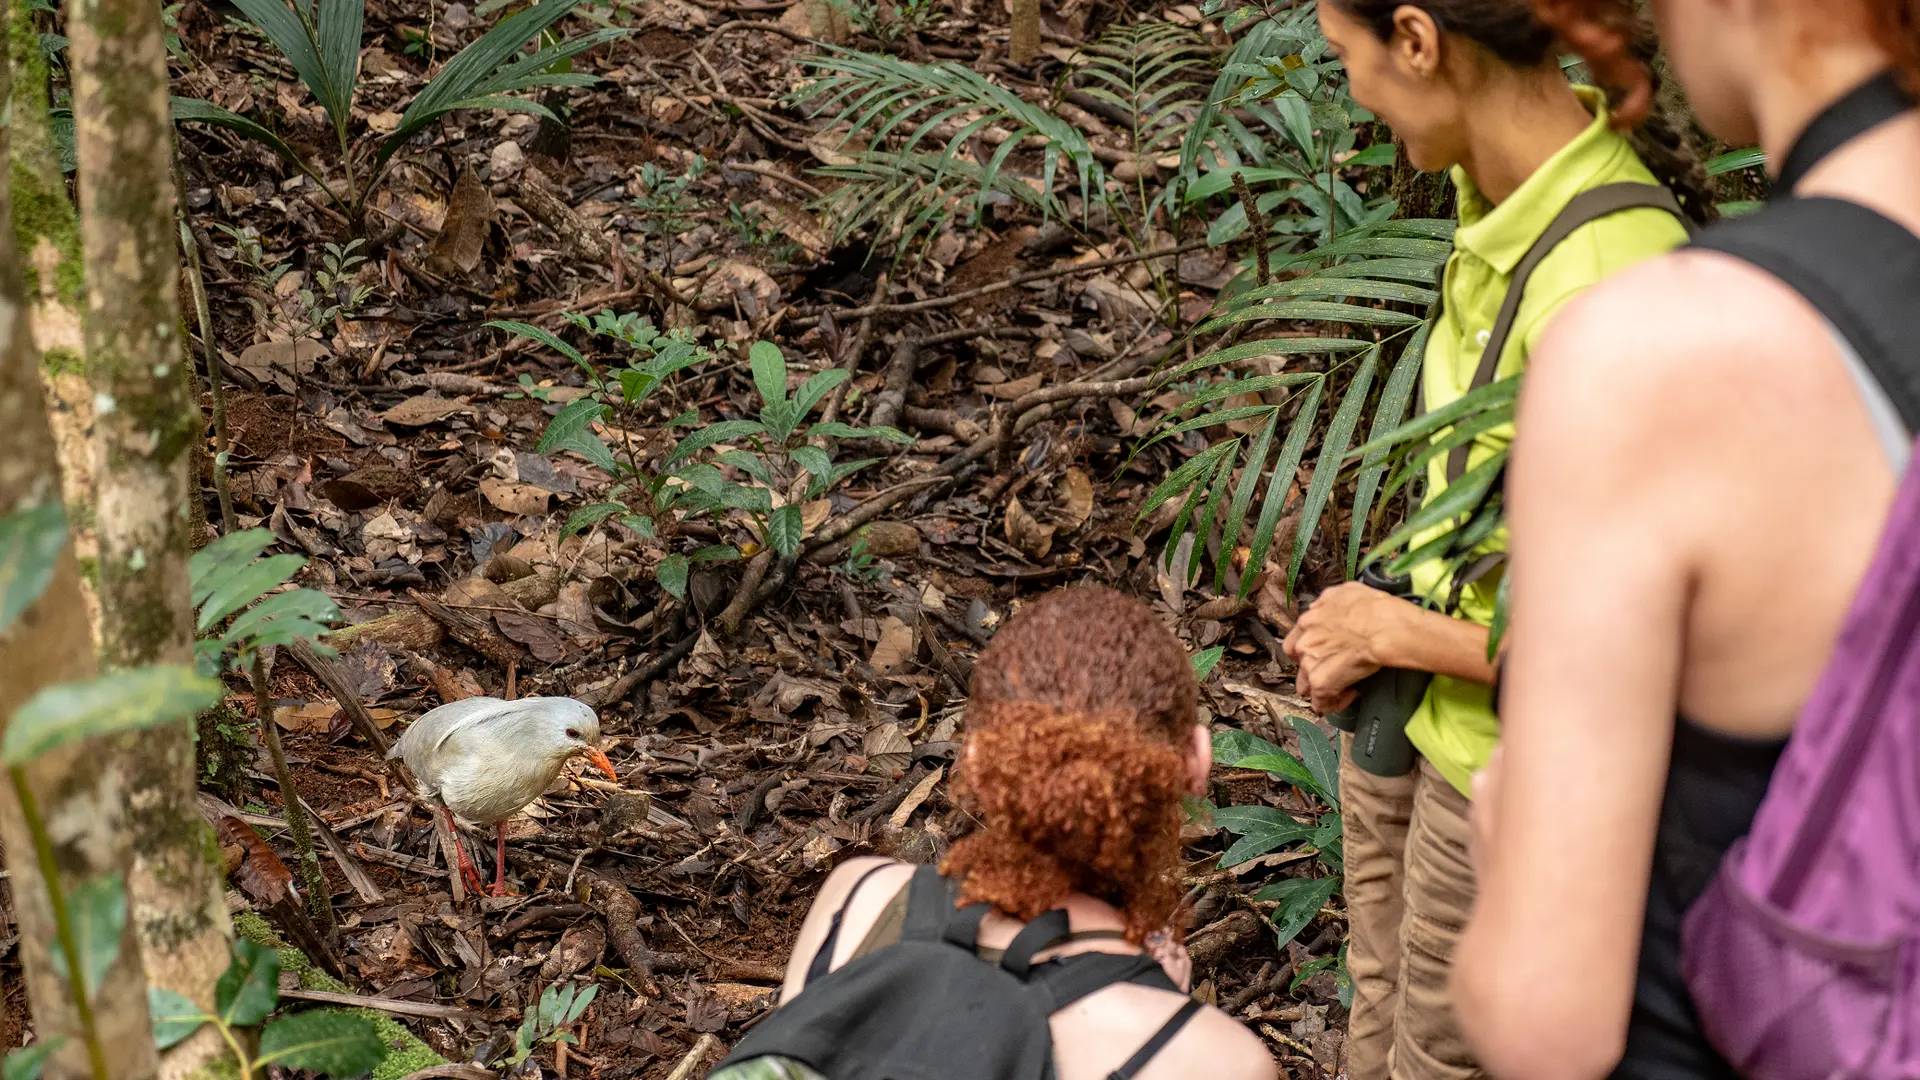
[810,239,1212,318]
[727,160,828,200]
[518,166,612,263]
[278,988,484,1021]
[666,1035,721,1080]
[323,574,560,652]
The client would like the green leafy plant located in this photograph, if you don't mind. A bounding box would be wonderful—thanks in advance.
[299,239,374,332]
[795,46,1112,253]
[634,157,710,239]
[494,315,911,598]
[149,939,386,1080]
[190,529,341,675]
[189,529,341,926]
[843,0,938,47]
[1136,217,1451,599]
[0,503,224,1080]
[505,982,600,1066]
[1209,719,1343,946]
[172,0,623,221]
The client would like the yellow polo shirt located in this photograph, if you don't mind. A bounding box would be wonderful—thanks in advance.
[1405,87,1690,796]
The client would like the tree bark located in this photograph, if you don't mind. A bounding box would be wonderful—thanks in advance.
[67,0,235,1070]
[0,10,161,1076]
[1387,133,1453,222]
[1008,0,1039,66]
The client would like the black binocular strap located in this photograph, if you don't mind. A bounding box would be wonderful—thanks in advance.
[805,862,903,986]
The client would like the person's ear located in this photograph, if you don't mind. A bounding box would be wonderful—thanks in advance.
[1186,723,1212,796]
[1389,3,1444,79]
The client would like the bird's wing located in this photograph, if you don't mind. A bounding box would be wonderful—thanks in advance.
[394,697,509,763]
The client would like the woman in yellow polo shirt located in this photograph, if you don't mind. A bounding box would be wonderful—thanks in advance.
[1276,3,1712,1079]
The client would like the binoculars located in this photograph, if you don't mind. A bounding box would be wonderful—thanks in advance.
[1325,566,1433,777]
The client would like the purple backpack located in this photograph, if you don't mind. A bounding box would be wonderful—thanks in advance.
[1679,77,1920,1080]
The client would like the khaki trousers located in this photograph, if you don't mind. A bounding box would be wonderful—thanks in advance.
[1341,741,1484,1080]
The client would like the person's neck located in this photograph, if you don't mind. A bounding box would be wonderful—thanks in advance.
[1751,44,1900,170]
[1457,74,1596,205]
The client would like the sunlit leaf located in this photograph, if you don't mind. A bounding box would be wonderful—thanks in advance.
[5,667,221,765]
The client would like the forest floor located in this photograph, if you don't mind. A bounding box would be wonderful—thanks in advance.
[28,0,1359,1074]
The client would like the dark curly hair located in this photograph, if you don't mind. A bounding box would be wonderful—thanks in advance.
[1329,0,1717,224]
[1532,0,1920,119]
[941,586,1197,943]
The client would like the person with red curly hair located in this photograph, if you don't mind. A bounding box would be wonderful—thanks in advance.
[720,586,1273,1080]
[1454,1,1920,1079]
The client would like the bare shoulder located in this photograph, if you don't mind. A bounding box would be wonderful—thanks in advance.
[806,857,912,927]
[1174,1006,1276,1080]
[1521,249,1838,455]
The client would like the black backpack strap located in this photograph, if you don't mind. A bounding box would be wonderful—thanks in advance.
[1444,182,1690,482]
[999,910,1073,977]
[1775,70,1912,192]
[1691,198,1920,428]
[805,861,906,986]
[1107,999,1204,1080]
[1033,952,1178,1012]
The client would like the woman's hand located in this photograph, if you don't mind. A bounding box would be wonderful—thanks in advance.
[1282,582,1413,712]
[1144,930,1192,992]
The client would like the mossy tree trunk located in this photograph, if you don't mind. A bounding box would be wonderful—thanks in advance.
[66,0,235,1070]
[0,8,161,1077]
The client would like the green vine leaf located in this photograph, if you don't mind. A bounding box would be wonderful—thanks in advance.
[0,503,69,635]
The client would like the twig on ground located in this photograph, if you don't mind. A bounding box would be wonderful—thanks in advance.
[726,160,828,199]
[806,240,1213,319]
[666,1035,721,1080]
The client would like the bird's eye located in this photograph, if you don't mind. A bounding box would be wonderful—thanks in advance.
[565,729,580,739]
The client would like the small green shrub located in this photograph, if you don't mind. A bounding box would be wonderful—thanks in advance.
[491,314,910,598]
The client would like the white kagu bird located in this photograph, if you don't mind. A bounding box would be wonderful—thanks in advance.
[389,696,617,896]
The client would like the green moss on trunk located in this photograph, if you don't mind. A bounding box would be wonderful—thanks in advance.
[7,1,82,304]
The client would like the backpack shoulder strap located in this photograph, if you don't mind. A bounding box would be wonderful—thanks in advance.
[1690,197,1920,429]
[1444,182,1691,481]
[1106,999,1203,1080]
[804,861,906,986]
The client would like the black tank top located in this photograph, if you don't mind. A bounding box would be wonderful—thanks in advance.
[1613,719,1783,1080]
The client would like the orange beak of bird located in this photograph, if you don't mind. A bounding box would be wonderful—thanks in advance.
[584,746,618,781]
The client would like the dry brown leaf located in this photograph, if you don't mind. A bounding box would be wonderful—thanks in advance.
[494,609,566,663]
[696,260,781,317]
[979,373,1044,400]
[274,701,338,733]
[1225,391,1268,435]
[799,498,832,538]
[425,167,494,277]
[870,615,916,672]
[888,765,944,828]
[856,520,920,557]
[215,815,294,903]
[234,339,327,394]
[1004,495,1056,558]
[365,110,402,133]
[379,394,473,427]
[1056,467,1094,531]
[444,575,515,609]
[476,477,550,516]
[863,721,913,775]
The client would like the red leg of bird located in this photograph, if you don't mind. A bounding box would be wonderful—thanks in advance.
[491,821,514,897]
[445,806,486,897]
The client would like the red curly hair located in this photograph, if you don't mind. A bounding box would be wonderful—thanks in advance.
[1531,0,1920,125]
[941,586,1197,944]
